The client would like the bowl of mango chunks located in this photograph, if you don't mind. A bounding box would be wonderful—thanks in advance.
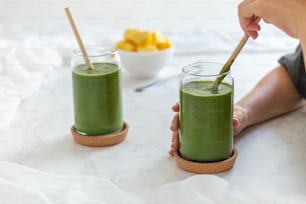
[116,28,174,79]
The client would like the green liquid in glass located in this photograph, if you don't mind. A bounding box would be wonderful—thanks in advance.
[179,80,233,162]
[72,62,123,136]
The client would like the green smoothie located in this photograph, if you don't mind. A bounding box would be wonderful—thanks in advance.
[179,80,233,162]
[72,62,123,136]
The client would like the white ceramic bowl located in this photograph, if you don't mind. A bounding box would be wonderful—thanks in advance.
[118,47,174,79]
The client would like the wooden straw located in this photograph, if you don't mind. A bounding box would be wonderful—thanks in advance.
[211,17,261,91]
[210,34,250,91]
[64,7,94,70]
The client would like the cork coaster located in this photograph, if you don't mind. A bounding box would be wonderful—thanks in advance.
[71,122,129,147]
[174,148,238,174]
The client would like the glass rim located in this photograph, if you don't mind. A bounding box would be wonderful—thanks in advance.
[182,61,230,77]
[73,46,118,57]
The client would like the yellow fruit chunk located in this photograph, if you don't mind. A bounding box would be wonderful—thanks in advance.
[152,30,172,50]
[152,30,166,43]
[116,41,136,52]
[133,31,153,47]
[124,29,141,43]
[157,37,172,50]
[137,45,158,52]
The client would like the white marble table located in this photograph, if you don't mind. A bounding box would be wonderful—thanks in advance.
[1,43,306,203]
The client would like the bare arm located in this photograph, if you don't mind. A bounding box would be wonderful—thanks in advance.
[234,65,305,133]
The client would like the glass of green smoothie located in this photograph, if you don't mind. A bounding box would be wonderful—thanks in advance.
[179,61,234,162]
[71,46,124,136]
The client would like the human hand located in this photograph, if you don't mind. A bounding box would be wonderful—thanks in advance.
[169,102,180,156]
[238,0,306,39]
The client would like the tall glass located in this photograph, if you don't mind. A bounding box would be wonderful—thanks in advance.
[71,46,124,136]
[179,61,234,162]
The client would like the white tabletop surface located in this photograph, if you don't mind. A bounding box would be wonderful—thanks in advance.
[1,45,306,201]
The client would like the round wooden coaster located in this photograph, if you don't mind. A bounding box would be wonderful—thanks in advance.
[174,148,238,174]
[71,122,129,147]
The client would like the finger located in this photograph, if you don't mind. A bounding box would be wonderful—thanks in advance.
[238,0,256,21]
[233,117,240,127]
[247,22,261,31]
[238,1,259,35]
[169,131,179,156]
[171,130,179,142]
[233,117,241,136]
[170,113,179,131]
[172,102,179,112]
[169,149,175,156]
[239,15,257,33]
[247,31,259,39]
[245,18,261,35]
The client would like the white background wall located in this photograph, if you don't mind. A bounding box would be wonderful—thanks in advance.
[0,0,241,32]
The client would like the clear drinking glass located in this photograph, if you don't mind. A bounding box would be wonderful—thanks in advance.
[179,61,234,162]
[71,46,124,136]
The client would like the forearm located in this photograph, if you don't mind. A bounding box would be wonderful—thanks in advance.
[299,36,306,69]
[235,65,305,129]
